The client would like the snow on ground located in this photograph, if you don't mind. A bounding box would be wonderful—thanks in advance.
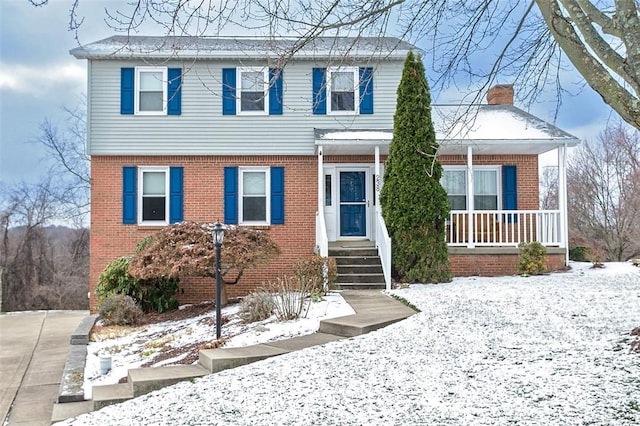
[84,292,354,399]
[63,262,640,425]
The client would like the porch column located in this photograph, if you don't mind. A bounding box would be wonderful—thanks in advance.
[317,146,324,213]
[558,143,569,261]
[374,145,381,213]
[467,146,475,248]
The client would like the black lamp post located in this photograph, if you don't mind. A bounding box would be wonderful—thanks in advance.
[212,221,225,339]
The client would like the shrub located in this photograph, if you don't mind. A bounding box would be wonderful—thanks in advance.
[240,290,274,323]
[265,276,309,321]
[517,241,547,276]
[96,256,179,313]
[292,255,337,296]
[98,294,143,326]
[569,246,589,262]
[586,246,606,268]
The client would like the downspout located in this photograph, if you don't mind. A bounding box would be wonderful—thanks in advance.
[318,145,324,213]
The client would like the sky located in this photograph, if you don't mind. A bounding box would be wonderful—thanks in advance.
[0,0,620,186]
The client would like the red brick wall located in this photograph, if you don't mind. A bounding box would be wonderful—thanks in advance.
[90,155,319,312]
[450,251,566,276]
[439,154,539,209]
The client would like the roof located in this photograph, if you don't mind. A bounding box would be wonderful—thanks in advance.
[315,104,581,156]
[70,36,417,60]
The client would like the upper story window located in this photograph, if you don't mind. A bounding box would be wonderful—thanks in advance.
[223,68,282,116]
[313,67,373,115]
[327,67,358,114]
[441,166,501,210]
[135,67,167,115]
[139,167,170,225]
[121,67,181,116]
[237,67,269,114]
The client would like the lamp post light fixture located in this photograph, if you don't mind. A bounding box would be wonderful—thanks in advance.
[212,221,226,340]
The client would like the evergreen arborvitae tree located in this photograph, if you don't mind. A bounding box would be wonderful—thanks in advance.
[379,51,451,283]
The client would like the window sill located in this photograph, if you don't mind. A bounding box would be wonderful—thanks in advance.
[239,224,271,230]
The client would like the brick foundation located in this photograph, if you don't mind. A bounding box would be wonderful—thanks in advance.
[449,248,567,276]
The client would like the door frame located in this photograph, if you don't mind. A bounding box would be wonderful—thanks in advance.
[336,166,372,240]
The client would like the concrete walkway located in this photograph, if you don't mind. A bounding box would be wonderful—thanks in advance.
[0,310,87,426]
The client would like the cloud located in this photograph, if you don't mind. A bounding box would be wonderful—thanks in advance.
[0,62,86,97]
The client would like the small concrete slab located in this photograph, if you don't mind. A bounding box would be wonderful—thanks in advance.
[128,364,209,397]
[51,401,93,424]
[199,344,289,373]
[92,383,133,410]
[70,315,98,345]
[264,333,344,351]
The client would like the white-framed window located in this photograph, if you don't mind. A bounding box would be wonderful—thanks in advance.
[237,67,269,114]
[138,167,170,225]
[441,166,501,210]
[239,167,270,224]
[135,67,167,115]
[327,66,359,114]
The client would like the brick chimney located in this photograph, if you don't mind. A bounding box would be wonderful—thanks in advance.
[487,84,514,105]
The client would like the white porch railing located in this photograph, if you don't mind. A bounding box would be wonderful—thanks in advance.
[315,211,328,257]
[446,210,563,248]
[375,211,392,290]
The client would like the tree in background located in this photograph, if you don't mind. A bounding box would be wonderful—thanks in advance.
[128,222,280,306]
[380,51,450,283]
[567,122,640,261]
[33,0,640,130]
[0,180,88,311]
[0,100,90,311]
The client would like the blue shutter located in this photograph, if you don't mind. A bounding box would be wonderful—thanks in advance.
[502,165,517,223]
[122,166,137,224]
[270,167,285,224]
[167,68,182,115]
[269,68,283,115]
[359,67,374,114]
[312,68,326,115]
[224,167,238,224]
[169,167,184,223]
[121,68,134,115]
[222,68,236,115]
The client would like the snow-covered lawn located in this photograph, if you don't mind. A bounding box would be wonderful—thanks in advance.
[62,262,640,425]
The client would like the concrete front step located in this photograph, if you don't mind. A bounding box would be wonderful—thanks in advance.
[51,401,94,424]
[333,256,381,266]
[92,383,133,410]
[90,364,209,411]
[328,248,378,257]
[335,282,386,290]
[337,273,386,284]
[337,264,383,274]
[199,344,289,373]
[129,364,209,397]
[319,311,414,337]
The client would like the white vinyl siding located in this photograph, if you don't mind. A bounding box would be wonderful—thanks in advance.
[86,60,402,155]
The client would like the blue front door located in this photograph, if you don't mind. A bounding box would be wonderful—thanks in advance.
[340,171,366,237]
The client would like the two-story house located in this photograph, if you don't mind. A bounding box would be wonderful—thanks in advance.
[71,36,579,312]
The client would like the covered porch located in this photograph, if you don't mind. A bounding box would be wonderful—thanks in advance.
[314,107,580,284]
